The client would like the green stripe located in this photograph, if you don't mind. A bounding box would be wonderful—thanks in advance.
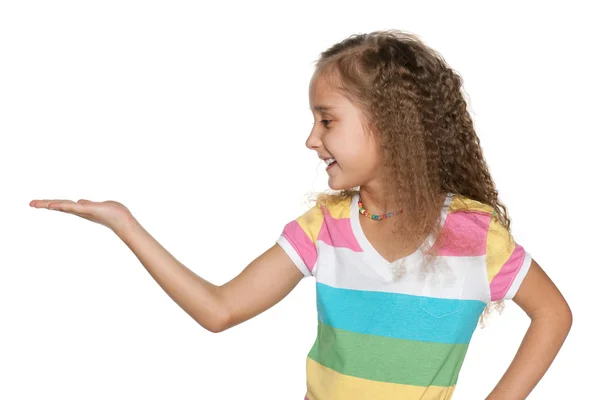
[308,320,469,387]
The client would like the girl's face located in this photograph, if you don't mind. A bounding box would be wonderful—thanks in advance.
[307,75,382,191]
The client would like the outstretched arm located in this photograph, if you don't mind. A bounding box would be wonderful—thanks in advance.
[30,199,305,334]
[116,221,305,333]
[485,258,572,399]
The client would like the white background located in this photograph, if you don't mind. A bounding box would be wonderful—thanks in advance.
[1,1,597,399]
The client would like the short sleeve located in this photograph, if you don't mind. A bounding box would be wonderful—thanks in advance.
[485,215,532,302]
[276,205,324,278]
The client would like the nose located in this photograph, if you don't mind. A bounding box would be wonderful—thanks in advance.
[305,125,321,150]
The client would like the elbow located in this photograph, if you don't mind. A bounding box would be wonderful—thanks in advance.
[208,315,229,333]
[558,298,573,330]
[564,304,573,330]
[199,286,232,333]
[560,307,573,340]
[203,309,231,334]
[532,302,573,333]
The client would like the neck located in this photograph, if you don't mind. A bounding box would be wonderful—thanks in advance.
[358,188,448,215]
[358,187,402,215]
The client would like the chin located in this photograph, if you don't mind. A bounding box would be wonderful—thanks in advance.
[328,178,357,191]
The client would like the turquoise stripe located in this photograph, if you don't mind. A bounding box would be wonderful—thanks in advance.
[316,282,486,344]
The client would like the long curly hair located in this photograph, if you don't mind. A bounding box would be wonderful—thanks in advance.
[306,29,510,327]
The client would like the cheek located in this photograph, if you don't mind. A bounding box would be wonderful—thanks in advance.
[346,140,377,164]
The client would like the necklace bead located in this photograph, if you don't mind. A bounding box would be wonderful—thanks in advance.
[358,197,401,220]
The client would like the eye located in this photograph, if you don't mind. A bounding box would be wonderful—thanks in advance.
[320,119,332,128]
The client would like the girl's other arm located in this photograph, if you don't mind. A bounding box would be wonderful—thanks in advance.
[485,258,573,400]
[117,220,303,333]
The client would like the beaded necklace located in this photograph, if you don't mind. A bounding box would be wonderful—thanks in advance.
[358,196,402,220]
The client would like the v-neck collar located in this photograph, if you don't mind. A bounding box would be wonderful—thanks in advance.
[350,192,455,277]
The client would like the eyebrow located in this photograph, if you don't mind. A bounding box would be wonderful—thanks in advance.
[310,105,337,112]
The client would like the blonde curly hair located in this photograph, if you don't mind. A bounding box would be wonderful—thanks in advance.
[306,29,511,328]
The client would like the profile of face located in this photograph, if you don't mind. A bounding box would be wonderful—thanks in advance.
[306,74,382,191]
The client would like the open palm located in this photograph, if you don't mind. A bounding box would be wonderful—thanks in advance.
[29,199,135,233]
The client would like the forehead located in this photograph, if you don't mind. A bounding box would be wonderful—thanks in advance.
[309,75,345,112]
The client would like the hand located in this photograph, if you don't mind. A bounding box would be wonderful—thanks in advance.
[29,198,136,234]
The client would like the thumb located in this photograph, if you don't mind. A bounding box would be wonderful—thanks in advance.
[77,199,92,204]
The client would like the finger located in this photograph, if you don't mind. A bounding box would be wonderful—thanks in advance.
[30,199,55,207]
[48,201,86,214]
[32,200,76,210]
[30,199,68,208]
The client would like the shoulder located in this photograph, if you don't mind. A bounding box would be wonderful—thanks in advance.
[445,193,496,235]
[449,195,517,252]
[319,195,353,219]
[443,194,516,258]
[282,194,354,242]
[446,193,514,246]
[448,193,494,216]
[281,203,325,246]
[447,194,530,301]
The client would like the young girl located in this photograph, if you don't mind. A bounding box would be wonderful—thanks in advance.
[30,30,572,399]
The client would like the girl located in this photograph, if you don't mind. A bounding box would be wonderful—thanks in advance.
[30,30,572,399]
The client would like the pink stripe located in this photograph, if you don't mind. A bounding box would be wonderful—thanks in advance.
[437,211,489,256]
[281,220,318,272]
[317,206,362,252]
[490,244,526,301]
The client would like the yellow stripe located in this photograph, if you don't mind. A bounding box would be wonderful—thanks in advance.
[449,194,493,214]
[296,196,351,245]
[306,357,456,400]
[485,214,516,284]
[296,206,324,246]
[323,195,352,219]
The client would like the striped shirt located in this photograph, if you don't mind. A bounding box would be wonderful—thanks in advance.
[276,192,531,400]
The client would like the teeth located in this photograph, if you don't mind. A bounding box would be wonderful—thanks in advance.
[325,158,336,165]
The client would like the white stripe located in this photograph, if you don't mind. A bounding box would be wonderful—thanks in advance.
[349,192,457,281]
[315,242,490,302]
[503,251,532,300]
